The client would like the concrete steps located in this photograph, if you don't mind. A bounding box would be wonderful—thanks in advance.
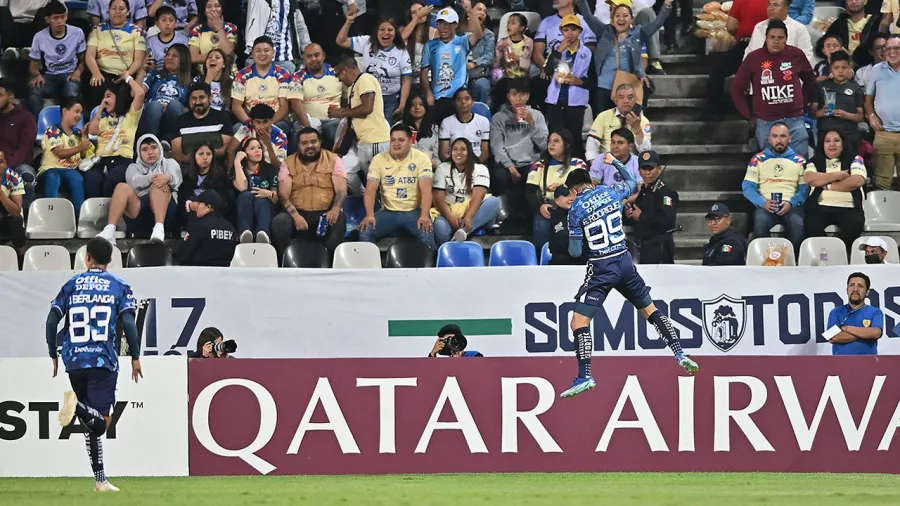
[652,74,709,98]
[652,120,749,145]
[662,164,745,191]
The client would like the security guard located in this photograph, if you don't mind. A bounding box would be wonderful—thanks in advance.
[176,191,237,267]
[625,151,678,264]
[702,202,747,266]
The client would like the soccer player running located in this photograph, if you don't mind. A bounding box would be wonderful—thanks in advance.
[560,153,698,398]
[44,237,142,492]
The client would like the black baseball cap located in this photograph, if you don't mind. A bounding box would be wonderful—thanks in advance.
[195,190,223,210]
[638,150,661,169]
[706,202,731,218]
[438,324,465,339]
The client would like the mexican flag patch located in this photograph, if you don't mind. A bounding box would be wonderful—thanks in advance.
[722,244,732,253]
[663,196,673,206]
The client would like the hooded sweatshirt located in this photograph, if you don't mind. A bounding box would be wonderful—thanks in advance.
[741,146,809,209]
[489,103,549,169]
[126,134,184,199]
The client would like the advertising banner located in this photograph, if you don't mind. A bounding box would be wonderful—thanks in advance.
[0,357,189,477]
[3,265,900,358]
[187,357,900,475]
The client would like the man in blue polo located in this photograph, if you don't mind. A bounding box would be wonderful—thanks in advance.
[827,272,884,355]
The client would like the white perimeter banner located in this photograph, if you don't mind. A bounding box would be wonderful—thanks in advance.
[1,265,900,358]
[0,357,188,477]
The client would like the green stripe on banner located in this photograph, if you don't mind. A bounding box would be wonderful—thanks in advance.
[388,319,513,337]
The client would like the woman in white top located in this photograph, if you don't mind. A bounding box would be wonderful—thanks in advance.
[432,137,501,245]
[404,93,439,168]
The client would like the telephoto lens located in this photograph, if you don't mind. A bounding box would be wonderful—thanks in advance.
[214,340,238,355]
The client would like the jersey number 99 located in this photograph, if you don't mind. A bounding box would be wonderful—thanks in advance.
[585,214,626,251]
[68,306,112,343]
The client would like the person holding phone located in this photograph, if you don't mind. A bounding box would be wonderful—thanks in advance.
[585,82,651,164]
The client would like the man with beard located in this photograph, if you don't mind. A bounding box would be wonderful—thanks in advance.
[827,272,884,355]
[823,0,883,65]
[289,44,345,148]
[172,82,233,164]
[742,122,809,253]
[271,127,348,259]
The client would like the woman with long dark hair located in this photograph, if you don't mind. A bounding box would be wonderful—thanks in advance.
[232,137,279,244]
[188,0,237,64]
[803,129,867,248]
[404,93,439,168]
[139,43,192,141]
[432,137,501,244]
[180,142,233,224]
[401,1,438,87]
[192,48,233,112]
[462,2,495,104]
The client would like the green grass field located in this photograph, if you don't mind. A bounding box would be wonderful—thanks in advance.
[2,473,899,506]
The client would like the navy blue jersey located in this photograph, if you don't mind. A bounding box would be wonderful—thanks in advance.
[51,268,136,373]
[568,182,633,260]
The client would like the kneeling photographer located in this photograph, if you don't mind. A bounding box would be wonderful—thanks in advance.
[189,327,238,358]
[427,324,483,358]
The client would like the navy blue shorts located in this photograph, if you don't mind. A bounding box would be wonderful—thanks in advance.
[574,251,652,313]
[69,368,118,416]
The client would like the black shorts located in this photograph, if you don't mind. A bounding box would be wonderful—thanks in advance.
[69,367,118,416]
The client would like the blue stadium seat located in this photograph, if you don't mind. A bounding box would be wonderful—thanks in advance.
[540,242,551,265]
[65,1,89,9]
[489,240,537,266]
[36,106,86,143]
[436,241,485,267]
[473,102,491,122]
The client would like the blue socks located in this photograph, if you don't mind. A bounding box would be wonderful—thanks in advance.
[574,326,593,378]
[648,310,685,357]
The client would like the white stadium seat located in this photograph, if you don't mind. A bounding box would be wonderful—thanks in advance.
[22,245,71,271]
[850,236,900,264]
[333,242,382,269]
[771,224,839,234]
[798,237,848,266]
[864,192,900,232]
[26,198,76,239]
[0,245,18,271]
[746,237,796,266]
[77,198,126,239]
[497,11,541,40]
[230,243,278,268]
[74,244,123,270]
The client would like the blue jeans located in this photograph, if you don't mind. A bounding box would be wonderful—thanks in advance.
[433,196,501,245]
[139,100,185,141]
[753,206,805,252]
[28,73,81,118]
[755,116,809,157]
[471,77,491,105]
[359,208,436,250]
[383,93,399,122]
[83,156,131,198]
[235,190,274,235]
[532,213,551,253]
[41,168,85,217]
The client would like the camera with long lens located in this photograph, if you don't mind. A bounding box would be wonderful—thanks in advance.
[213,339,238,355]
[437,324,467,356]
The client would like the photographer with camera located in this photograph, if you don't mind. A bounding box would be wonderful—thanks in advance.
[427,324,484,358]
[189,327,237,358]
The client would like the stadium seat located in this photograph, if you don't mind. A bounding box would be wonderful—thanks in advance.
[282,241,330,268]
[472,101,491,122]
[22,245,71,271]
[0,245,18,271]
[849,236,900,264]
[386,241,434,268]
[65,1,89,9]
[798,237,848,266]
[746,237,796,266]
[489,240,537,266]
[36,105,86,143]
[26,198,76,239]
[540,242,551,265]
[436,241,485,267]
[333,242,382,268]
[77,198,126,238]
[230,243,278,267]
[126,243,174,267]
[497,11,541,39]
[74,244,123,270]
[863,192,900,232]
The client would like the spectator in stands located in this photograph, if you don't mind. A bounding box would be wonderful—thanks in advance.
[232,137,279,244]
[493,13,535,86]
[85,0,147,110]
[232,36,293,138]
[590,128,639,184]
[139,44,192,142]
[27,1,86,118]
[179,143,233,224]
[535,0,598,79]
[811,51,865,148]
[147,0,198,33]
[85,77,146,198]
[0,151,27,260]
[803,129,866,248]
[788,0,813,25]
[824,0,883,67]
[331,55,391,196]
[744,0,814,64]
[289,44,343,147]
[39,99,91,216]
[432,137,500,244]
[338,12,412,121]
[593,0,665,72]
[421,4,484,123]
[146,6,189,73]
[228,104,288,168]
[625,150,678,264]
[247,0,295,72]
[490,78,549,196]
[527,130,588,251]
[547,184,585,264]
[401,1,438,88]
[360,124,435,250]
[742,122,809,252]
[702,202,747,265]
[858,236,890,263]
[0,79,38,191]
[812,34,846,80]
[404,93,440,168]
[172,82,233,165]
[865,34,900,191]
[733,20,815,156]
[882,0,900,35]
[462,2,495,105]
[272,127,347,257]
[98,134,182,245]
[827,272,883,355]
[439,88,491,164]
[188,0,237,64]
[177,190,237,267]
[88,0,149,29]
[193,48,232,114]
[856,33,888,89]
[585,83,650,163]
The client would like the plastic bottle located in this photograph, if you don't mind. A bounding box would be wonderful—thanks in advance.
[819,248,829,266]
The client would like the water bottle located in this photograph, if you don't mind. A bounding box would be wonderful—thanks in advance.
[316,214,329,237]
[819,248,829,266]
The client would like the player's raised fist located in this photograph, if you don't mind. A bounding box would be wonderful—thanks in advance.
[603,153,615,165]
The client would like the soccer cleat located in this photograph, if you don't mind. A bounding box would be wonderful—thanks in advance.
[677,354,699,375]
[452,228,468,242]
[94,481,120,492]
[560,376,596,398]
[58,391,77,427]
[150,223,165,244]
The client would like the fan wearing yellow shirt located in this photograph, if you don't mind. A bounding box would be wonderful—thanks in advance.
[39,99,94,216]
[84,0,147,111]
[360,124,436,250]
[85,76,146,198]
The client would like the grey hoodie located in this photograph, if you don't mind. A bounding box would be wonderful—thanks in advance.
[490,103,549,169]
[127,134,183,199]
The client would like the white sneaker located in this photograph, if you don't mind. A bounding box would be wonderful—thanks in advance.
[58,391,77,427]
[97,225,117,247]
[94,481,120,492]
[150,223,165,243]
[239,230,253,244]
[256,231,270,244]
[452,228,468,242]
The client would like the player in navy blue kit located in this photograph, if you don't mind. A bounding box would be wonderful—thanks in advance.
[44,238,142,492]
[560,154,698,398]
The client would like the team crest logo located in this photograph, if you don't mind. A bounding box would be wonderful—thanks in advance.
[389,56,397,66]
[317,84,325,93]
[55,43,67,55]
[396,188,408,199]
[408,163,416,171]
[68,138,76,147]
[701,294,747,353]
[211,34,220,44]
[845,88,854,95]
[863,319,871,327]
[773,163,783,173]
[259,83,268,93]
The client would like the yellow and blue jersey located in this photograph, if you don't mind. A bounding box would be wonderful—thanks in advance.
[568,182,632,260]
[40,125,84,174]
[87,22,146,75]
[232,64,292,114]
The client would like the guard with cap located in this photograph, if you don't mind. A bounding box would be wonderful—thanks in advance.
[858,237,891,264]
[177,190,238,267]
[428,324,483,358]
[624,150,678,264]
[702,202,747,266]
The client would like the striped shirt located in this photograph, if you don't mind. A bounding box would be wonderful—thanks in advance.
[264,0,292,63]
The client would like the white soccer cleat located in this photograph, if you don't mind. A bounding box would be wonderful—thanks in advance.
[150,223,165,244]
[58,390,77,427]
[94,481,120,492]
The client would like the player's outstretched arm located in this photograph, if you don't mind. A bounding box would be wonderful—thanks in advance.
[121,311,143,382]
[605,154,638,194]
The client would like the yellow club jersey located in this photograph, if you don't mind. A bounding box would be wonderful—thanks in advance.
[805,156,867,208]
[368,148,433,212]
[587,108,651,153]
[188,22,238,56]
[88,23,146,75]
[349,73,389,144]
[232,64,292,114]
[744,151,806,202]
[39,125,85,174]
[527,158,589,202]
[289,65,344,120]
[96,106,143,160]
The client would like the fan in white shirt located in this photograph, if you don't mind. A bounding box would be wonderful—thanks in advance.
[743,0,814,65]
[439,88,491,163]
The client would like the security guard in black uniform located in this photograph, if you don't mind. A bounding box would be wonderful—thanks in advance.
[702,203,747,266]
[177,191,238,267]
[624,151,678,264]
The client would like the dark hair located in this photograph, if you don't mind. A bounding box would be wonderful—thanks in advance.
[189,80,211,96]
[565,168,592,189]
[162,43,192,88]
[610,127,635,144]
[815,33,846,60]
[449,138,475,192]
[508,13,528,33]
[333,53,359,71]
[365,18,405,55]
[104,81,132,116]
[765,19,788,37]
[253,36,274,49]
[195,327,224,355]
[811,128,858,173]
[202,48,233,102]
[198,0,222,26]
[390,123,413,138]
[45,0,67,16]
[507,78,530,94]
[60,96,81,112]
[296,126,321,142]
[540,130,574,170]
[848,272,871,291]
[110,0,131,12]
[140,136,158,147]
[769,121,790,135]
[0,78,14,97]
[155,5,176,21]
[453,87,472,101]
[86,237,113,266]
[830,50,852,65]
[403,92,436,141]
